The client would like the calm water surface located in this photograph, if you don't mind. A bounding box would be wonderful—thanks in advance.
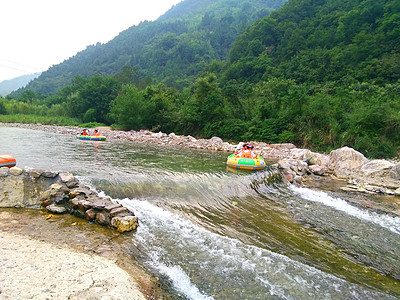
[1,126,400,299]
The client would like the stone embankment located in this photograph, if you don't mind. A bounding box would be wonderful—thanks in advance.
[0,166,138,233]
[3,122,400,196]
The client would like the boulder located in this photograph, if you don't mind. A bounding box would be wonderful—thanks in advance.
[309,164,326,176]
[46,204,67,214]
[328,146,368,179]
[111,216,138,233]
[290,148,312,160]
[360,160,395,177]
[357,160,400,189]
[307,152,330,169]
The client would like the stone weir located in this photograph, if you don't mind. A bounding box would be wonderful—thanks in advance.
[0,166,137,233]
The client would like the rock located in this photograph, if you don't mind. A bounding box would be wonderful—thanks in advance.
[309,164,326,176]
[360,160,395,177]
[85,208,97,221]
[307,153,330,169]
[59,172,78,188]
[105,204,123,212]
[285,173,294,183]
[78,200,92,212]
[9,167,23,176]
[290,149,312,160]
[55,194,68,205]
[357,159,400,189]
[40,190,51,201]
[69,197,80,208]
[28,169,41,178]
[294,176,303,185]
[328,146,368,179]
[111,216,138,233]
[269,143,296,150]
[91,201,107,210]
[390,163,400,180]
[277,160,291,172]
[110,206,132,218]
[210,136,223,144]
[96,212,111,225]
[46,204,67,214]
[0,167,10,177]
[41,199,53,207]
[41,171,58,178]
[49,183,66,192]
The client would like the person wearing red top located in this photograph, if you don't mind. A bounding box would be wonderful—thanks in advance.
[94,129,100,136]
[236,143,257,158]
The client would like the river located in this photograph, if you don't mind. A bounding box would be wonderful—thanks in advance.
[1,125,400,299]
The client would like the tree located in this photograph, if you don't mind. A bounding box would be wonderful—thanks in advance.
[109,85,147,130]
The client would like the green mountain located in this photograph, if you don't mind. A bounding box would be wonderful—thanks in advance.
[12,0,286,97]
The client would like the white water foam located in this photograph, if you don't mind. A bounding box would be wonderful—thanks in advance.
[118,197,395,300]
[289,186,400,235]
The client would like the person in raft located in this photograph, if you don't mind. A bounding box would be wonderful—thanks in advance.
[94,129,100,136]
[236,143,257,159]
[80,129,90,136]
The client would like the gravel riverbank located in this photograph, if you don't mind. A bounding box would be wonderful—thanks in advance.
[0,208,170,300]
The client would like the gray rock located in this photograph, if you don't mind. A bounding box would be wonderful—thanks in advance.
[309,164,326,176]
[360,160,395,177]
[46,204,67,214]
[41,171,58,178]
[390,163,400,180]
[110,207,132,218]
[59,172,78,188]
[328,146,368,179]
[0,167,9,177]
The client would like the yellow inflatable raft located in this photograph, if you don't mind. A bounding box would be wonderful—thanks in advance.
[226,154,266,171]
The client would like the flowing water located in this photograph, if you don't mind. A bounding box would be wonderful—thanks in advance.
[1,126,400,299]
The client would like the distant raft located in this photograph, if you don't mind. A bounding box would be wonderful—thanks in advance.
[77,135,106,141]
[0,154,16,168]
[226,154,266,171]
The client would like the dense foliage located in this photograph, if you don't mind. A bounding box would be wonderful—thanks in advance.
[3,0,400,158]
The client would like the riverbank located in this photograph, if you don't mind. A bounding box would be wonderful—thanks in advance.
[0,208,170,299]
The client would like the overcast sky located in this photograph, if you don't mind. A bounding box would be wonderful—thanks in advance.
[0,0,183,82]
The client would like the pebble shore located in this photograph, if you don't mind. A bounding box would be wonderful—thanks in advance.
[0,231,146,300]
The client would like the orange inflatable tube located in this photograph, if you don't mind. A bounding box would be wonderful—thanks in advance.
[0,154,16,168]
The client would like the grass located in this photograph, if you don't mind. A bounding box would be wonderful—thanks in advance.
[0,114,80,126]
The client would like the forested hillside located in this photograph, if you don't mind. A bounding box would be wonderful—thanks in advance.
[225,0,400,85]
[11,0,285,97]
[2,0,400,158]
